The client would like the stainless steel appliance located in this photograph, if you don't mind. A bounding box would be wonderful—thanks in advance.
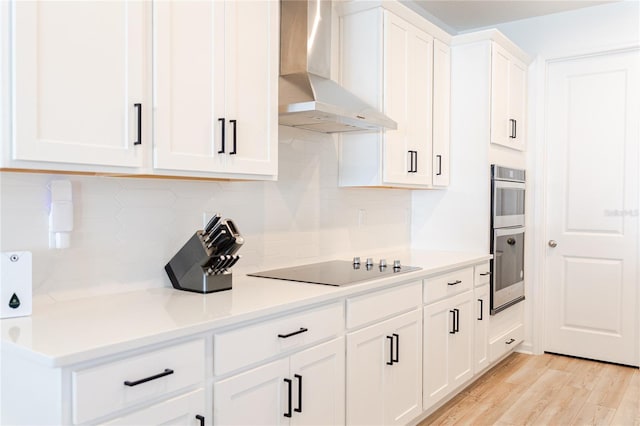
[490,165,525,314]
[278,0,397,133]
[249,258,420,286]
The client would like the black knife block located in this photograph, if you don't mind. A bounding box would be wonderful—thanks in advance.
[165,231,232,293]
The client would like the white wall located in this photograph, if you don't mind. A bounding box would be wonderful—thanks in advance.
[0,127,412,301]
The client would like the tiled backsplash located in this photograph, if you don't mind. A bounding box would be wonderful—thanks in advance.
[0,128,411,300]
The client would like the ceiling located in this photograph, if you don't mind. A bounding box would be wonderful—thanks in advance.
[408,0,619,33]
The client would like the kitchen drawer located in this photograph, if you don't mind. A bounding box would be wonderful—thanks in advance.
[214,302,343,375]
[72,339,205,424]
[489,323,524,363]
[423,267,473,305]
[474,262,491,287]
[346,281,422,330]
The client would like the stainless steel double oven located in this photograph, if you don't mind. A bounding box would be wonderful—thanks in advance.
[490,165,525,314]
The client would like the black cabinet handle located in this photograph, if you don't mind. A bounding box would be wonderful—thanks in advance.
[195,414,205,426]
[509,119,516,139]
[283,378,293,418]
[218,118,226,153]
[386,335,394,365]
[454,308,460,333]
[447,280,462,286]
[278,327,308,339]
[407,151,415,173]
[514,120,517,139]
[124,368,173,387]
[134,103,142,145]
[479,272,491,276]
[413,151,418,173]
[294,374,302,413]
[478,299,484,321]
[449,310,456,334]
[229,119,237,155]
[436,154,442,176]
[392,333,399,363]
[506,338,516,345]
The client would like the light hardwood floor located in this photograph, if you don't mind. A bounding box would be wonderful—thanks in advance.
[419,352,639,426]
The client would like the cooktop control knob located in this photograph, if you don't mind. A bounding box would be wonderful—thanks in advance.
[353,256,361,266]
[393,260,401,270]
[379,259,387,268]
[366,257,373,266]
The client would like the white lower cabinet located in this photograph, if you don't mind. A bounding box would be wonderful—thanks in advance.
[100,389,205,426]
[423,290,473,410]
[214,337,345,425]
[346,309,422,425]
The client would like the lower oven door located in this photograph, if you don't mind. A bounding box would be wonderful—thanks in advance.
[491,226,525,314]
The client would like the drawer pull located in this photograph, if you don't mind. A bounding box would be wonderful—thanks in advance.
[392,333,400,364]
[479,272,491,276]
[447,280,462,286]
[294,374,303,413]
[195,414,205,426]
[386,335,394,365]
[506,338,516,345]
[478,298,484,321]
[278,327,308,339]
[123,368,174,387]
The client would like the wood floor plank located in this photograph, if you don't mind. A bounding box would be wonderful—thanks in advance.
[419,353,639,426]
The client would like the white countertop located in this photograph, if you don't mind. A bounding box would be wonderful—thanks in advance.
[0,250,490,367]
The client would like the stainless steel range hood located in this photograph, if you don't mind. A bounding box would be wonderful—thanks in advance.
[279,0,397,133]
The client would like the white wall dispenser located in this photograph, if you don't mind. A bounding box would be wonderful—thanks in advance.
[49,180,74,249]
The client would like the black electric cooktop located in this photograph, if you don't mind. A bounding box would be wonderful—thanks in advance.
[248,260,421,286]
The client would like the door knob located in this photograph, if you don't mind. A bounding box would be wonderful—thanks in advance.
[548,240,558,248]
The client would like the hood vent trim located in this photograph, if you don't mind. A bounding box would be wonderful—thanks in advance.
[278,0,397,134]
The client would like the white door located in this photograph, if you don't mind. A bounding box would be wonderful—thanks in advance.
[214,358,289,425]
[12,1,147,168]
[545,48,639,366]
[490,43,511,147]
[384,310,422,426]
[473,284,490,374]
[423,297,452,410]
[448,292,473,387]
[432,39,450,187]
[154,0,226,173]
[290,338,345,426]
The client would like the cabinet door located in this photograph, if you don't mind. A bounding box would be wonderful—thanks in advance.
[448,292,474,388]
[384,310,423,426]
[214,358,289,426]
[432,39,450,187]
[222,0,278,176]
[508,58,527,149]
[100,389,205,426]
[382,12,433,186]
[423,296,453,409]
[490,43,511,147]
[290,338,345,426]
[346,319,387,425]
[154,0,226,173]
[12,1,147,168]
[474,284,490,374]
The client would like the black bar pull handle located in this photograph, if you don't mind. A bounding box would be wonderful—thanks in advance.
[509,118,516,139]
[386,335,394,365]
[218,118,226,153]
[514,119,517,139]
[229,119,237,155]
[134,103,142,145]
[506,338,516,345]
[447,280,462,286]
[195,414,205,426]
[436,154,442,176]
[414,150,418,173]
[392,333,399,363]
[449,310,456,334]
[407,151,414,173]
[278,327,308,339]
[454,308,460,333]
[478,299,484,321]
[294,374,303,413]
[124,368,173,387]
[479,272,491,276]
[283,378,292,418]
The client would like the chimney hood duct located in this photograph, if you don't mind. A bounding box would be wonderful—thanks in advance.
[279,0,397,133]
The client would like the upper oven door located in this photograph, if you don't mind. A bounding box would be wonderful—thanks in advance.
[492,180,525,228]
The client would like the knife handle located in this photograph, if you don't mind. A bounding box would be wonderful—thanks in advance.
[204,213,221,234]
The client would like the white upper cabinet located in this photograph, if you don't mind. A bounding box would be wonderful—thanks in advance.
[339,6,450,189]
[11,1,149,169]
[490,42,527,151]
[154,0,278,178]
[432,39,451,186]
